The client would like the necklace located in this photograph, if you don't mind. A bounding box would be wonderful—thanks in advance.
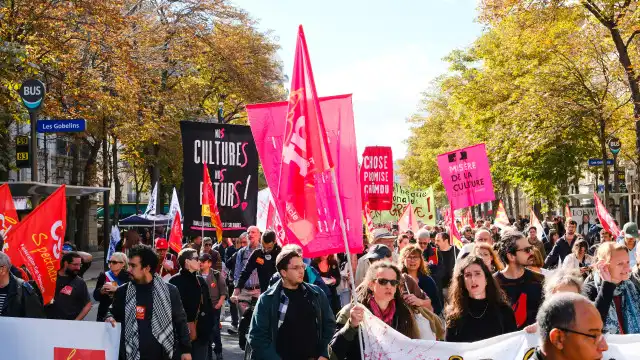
[468,302,489,319]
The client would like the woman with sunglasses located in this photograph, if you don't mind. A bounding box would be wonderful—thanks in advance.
[329,262,420,359]
[93,252,130,321]
[445,255,516,342]
[399,244,442,315]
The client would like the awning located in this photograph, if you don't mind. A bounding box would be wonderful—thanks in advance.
[96,204,170,219]
[0,181,109,197]
[119,214,172,227]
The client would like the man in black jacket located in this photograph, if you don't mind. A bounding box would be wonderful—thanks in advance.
[0,252,45,318]
[169,248,214,360]
[545,219,578,269]
[106,244,192,360]
[231,230,281,297]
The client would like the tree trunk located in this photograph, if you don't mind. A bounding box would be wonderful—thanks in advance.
[66,137,82,243]
[506,184,514,218]
[75,141,100,251]
[112,138,121,222]
[514,186,521,218]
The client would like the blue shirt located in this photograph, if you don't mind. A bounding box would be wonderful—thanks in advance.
[234,246,260,289]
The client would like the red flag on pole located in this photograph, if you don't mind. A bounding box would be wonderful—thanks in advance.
[447,207,464,249]
[276,25,334,245]
[564,203,572,223]
[168,211,183,254]
[202,163,223,243]
[11,185,66,304]
[398,203,418,233]
[363,201,376,240]
[494,200,510,229]
[594,193,621,238]
[0,184,19,248]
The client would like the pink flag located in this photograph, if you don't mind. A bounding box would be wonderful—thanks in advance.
[398,204,418,233]
[594,193,621,238]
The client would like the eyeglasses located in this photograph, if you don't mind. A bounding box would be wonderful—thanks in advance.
[108,260,123,265]
[516,246,535,254]
[204,243,212,247]
[374,278,399,287]
[406,256,421,261]
[556,327,606,344]
[287,264,306,271]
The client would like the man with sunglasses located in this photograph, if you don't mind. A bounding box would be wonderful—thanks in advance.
[495,229,544,329]
[531,292,608,360]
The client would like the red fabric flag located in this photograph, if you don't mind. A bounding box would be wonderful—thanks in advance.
[202,163,223,243]
[447,207,464,249]
[494,200,510,229]
[564,204,572,222]
[363,201,376,239]
[276,25,335,246]
[594,193,621,238]
[12,185,66,304]
[265,195,286,246]
[168,211,183,254]
[0,184,19,240]
[398,204,418,233]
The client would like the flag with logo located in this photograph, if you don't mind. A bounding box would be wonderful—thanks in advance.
[398,203,418,233]
[11,185,66,304]
[594,193,621,238]
[168,211,183,253]
[494,200,510,229]
[0,184,19,249]
[275,25,335,247]
[202,163,223,243]
[143,182,158,216]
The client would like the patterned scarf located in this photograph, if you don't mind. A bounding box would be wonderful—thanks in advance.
[369,298,396,326]
[594,273,640,334]
[124,275,174,360]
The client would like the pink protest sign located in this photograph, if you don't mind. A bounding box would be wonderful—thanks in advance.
[246,94,364,257]
[437,143,495,210]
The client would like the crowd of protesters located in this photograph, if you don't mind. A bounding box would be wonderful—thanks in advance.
[2,212,639,360]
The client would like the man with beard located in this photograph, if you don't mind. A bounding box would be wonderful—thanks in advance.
[46,252,92,320]
[495,229,544,329]
[545,220,578,269]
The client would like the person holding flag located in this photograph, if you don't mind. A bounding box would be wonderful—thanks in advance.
[93,252,130,321]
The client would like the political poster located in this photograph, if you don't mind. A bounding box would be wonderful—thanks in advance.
[180,122,258,238]
[371,183,436,225]
[360,146,394,210]
[437,143,495,210]
[0,317,121,360]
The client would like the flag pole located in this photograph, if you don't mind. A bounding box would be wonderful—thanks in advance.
[201,215,204,240]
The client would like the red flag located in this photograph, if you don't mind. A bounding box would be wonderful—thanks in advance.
[398,204,418,233]
[494,200,510,229]
[202,163,223,243]
[594,193,621,237]
[265,196,286,246]
[447,207,464,249]
[12,185,66,304]
[276,25,335,246]
[466,210,475,229]
[363,201,376,239]
[564,203,572,223]
[168,211,183,254]
[0,184,19,253]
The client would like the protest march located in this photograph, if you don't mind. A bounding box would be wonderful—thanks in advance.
[3,1,640,360]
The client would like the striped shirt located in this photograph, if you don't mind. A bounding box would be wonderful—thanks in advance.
[0,286,8,315]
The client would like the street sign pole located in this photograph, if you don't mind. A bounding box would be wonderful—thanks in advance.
[19,79,46,206]
[30,111,38,182]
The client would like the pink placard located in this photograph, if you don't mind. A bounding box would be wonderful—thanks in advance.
[437,143,495,210]
[247,94,364,257]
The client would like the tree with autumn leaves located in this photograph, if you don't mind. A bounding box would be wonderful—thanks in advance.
[401,1,639,216]
[0,0,284,247]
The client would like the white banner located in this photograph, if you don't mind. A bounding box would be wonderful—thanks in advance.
[361,308,640,359]
[0,317,121,359]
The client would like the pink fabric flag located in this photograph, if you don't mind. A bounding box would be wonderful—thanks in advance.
[247,93,363,257]
[594,193,621,238]
[437,144,495,210]
[398,204,418,233]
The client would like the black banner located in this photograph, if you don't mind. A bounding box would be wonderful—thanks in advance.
[180,121,258,238]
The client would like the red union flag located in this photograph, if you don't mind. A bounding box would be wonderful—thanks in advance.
[277,25,334,245]
[13,185,66,304]
[360,146,393,211]
[0,184,19,253]
[594,193,621,238]
[202,163,223,243]
[168,211,183,253]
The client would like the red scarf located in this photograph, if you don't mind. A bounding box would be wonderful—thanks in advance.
[369,298,396,326]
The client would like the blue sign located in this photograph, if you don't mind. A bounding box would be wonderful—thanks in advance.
[37,119,86,133]
[588,159,614,166]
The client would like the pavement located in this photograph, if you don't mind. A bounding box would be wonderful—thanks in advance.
[83,252,245,359]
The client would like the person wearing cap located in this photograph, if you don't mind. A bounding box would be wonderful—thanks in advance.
[618,222,638,267]
[232,230,281,298]
[198,253,227,360]
[355,229,397,286]
[155,237,178,280]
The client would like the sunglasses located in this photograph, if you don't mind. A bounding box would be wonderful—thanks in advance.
[374,278,399,287]
[108,261,123,265]
[516,246,535,254]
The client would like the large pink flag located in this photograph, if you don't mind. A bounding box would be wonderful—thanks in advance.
[594,193,621,238]
[247,93,363,257]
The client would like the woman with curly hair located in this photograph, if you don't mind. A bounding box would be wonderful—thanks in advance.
[445,256,517,342]
[472,242,504,272]
[399,244,442,314]
[329,262,420,359]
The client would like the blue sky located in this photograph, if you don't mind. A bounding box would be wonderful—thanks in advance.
[234,0,482,159]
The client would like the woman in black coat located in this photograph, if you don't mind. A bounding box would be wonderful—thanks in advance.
[93,252,130,321]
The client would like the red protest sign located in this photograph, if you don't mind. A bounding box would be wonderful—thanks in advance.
[14,185,66,304]
[54,347,106,360]
[360,146,393,211]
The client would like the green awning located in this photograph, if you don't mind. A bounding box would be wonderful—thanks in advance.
[97,203,170,219]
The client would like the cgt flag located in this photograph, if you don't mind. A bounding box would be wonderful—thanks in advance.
[0,184,19,252]
[594,193,621,238]
[276,25,335,246]
[494,200,510,229]
[202,163,223,243]
[13,185,66,304]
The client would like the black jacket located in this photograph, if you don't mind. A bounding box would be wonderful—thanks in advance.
[107,280,191,360]
[544,236,574,269]
[169,269,214,344]
[237,245,281,293]
[0,273,45,318]
[93,271,131,321]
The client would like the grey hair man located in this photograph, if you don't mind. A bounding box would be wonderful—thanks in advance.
[531,293,608,360]
[0,252,44,318]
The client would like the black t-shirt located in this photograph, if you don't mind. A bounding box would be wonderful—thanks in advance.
[494,269,544,329]
[440,247,456,290]
[276,286,317,360]
[49,275,90,320]
[0,285,8,315]
[136,281,163,360]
